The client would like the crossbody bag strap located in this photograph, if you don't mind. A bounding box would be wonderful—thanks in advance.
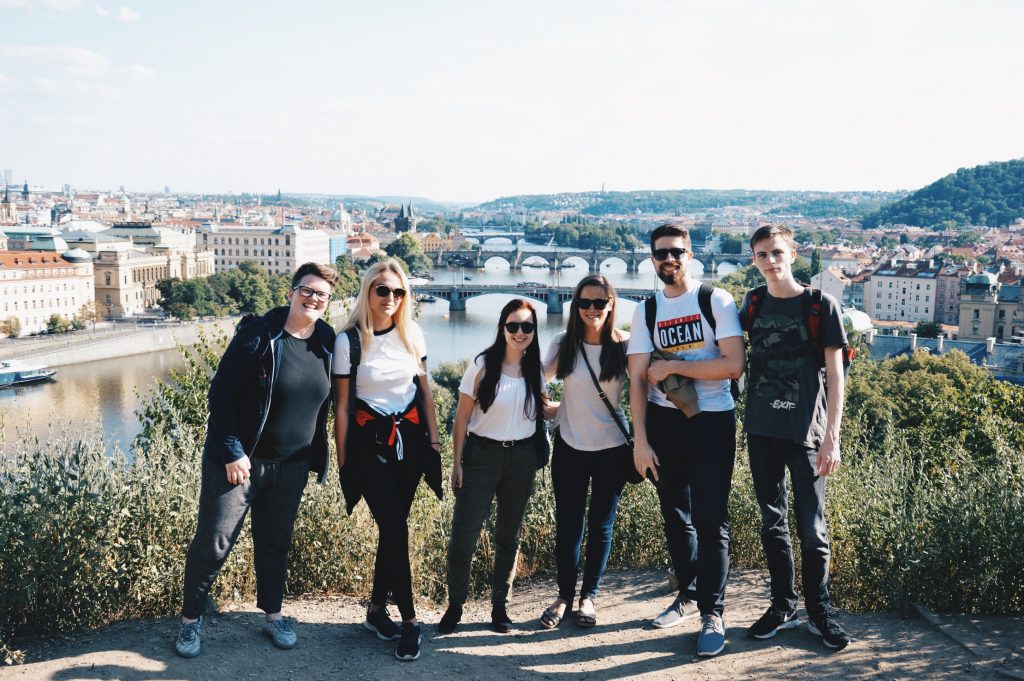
[579,347,632,446]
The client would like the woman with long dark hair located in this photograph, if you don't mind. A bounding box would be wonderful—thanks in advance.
[333,258,443,662]
[438,298,550,635]
[539,274,630,629]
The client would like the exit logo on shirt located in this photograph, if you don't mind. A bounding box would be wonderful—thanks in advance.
[657,314,705,352]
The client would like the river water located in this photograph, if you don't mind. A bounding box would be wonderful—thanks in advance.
[0,256,738,453]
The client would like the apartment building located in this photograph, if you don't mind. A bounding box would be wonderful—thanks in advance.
[200,222,331,274]
[0,249,95,335]
[863,258,944,323]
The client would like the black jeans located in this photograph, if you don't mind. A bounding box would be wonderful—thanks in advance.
[646,404,735,618]
[352,420,425,621]
[181,452,311,620]
[551,434,625,603]
[747,433,831,617]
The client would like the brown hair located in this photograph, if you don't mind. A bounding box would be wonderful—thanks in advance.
[650,222,692,252]
[749,224,797,252]
[556,274,626,382]
[291,262,340,289]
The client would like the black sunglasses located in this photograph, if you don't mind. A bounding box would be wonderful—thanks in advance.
[374,284,407,299]
[652,247,688,261]
[504,321,536,334]
[577,297,609,311]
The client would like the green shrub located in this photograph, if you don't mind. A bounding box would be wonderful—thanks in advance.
[2,341,1023,663]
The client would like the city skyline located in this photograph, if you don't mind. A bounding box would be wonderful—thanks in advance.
[2,0,1023,202]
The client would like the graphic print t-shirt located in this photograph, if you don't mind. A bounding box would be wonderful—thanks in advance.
[741,289,847,448]
[626,286,742,412]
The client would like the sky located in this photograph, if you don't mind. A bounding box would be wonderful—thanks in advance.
[2,0,1023,203]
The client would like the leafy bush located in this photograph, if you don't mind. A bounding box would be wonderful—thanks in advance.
[2,339,1023,662]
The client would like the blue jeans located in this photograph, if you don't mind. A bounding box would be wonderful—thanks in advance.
[646,405,735,618]
[747,433,831,617]
[551,433,625,603]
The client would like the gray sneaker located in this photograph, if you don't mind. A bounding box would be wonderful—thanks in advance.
[174,616,203,658]
[262,617,297,649]
[696,614,726,657]
[652,596,699,629]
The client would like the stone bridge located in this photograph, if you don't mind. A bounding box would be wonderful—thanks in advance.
[415,283,656,314]
[426,246,747,274]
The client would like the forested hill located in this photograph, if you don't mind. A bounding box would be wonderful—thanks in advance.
[477,189,900,218]
[862,159,1024,229]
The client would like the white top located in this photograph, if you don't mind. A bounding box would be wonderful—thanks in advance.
[543,331,630,451]
[626,286,742,412]
[458,355,539,441]
[332,323,426,414]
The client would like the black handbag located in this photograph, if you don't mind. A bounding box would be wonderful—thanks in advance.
[579,349,643,485]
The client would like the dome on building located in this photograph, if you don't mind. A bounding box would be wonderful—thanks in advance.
[842,308,873,333]
[61,248,93,263]
[966,271,998,286]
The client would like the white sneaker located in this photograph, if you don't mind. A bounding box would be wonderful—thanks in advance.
[652,596,699,629]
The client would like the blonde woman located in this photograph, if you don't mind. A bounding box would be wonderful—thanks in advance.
[333,258,443,662]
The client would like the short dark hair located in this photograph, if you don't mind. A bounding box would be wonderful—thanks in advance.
[749,224,797,252]
[650,223,692,251]
[291,262,339,289]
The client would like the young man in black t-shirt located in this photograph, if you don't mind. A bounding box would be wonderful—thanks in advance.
[740,224,851,650]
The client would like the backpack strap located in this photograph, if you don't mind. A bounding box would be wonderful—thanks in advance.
[344,327,361,418]
[805,287,823,345]
[698,282,717,344]
[644,296,657,344]
[742,285,768,333]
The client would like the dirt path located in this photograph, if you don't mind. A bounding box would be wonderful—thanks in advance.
[6,570,1021,681]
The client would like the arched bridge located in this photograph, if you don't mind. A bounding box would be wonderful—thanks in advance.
[427,246,747,273]
[415,283,656,314]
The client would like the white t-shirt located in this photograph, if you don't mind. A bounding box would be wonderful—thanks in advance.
[626,286,742,412]
[543,331,630,452]
[458,355,540,441]
[332,323,426,414]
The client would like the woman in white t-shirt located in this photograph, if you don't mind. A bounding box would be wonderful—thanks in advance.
[332,258,442,662]
[437,299,550,636]
[539,274,631,630]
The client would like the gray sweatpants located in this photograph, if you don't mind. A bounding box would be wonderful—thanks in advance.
[181,452,311,619]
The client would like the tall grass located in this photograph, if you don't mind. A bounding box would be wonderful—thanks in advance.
[2,339,1023,661]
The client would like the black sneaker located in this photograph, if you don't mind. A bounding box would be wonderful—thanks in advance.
[748,606,800,640]
[395,621,421,661]
[490,605,514,633]
[364,607,401,641]
[438,604,463,635]
[808,609,851,650]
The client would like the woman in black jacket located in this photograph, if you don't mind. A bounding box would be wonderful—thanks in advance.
[175,262,338,659]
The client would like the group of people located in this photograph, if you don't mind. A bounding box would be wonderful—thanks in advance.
[174,221,851,663]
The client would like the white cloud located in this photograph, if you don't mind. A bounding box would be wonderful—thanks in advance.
[0,72,13,94]
[34,76,121,98]
[117,5,137,21]
[93,3,108,16]
[0,0,83,9]
[0,45,110,78]
[117,63,155,80]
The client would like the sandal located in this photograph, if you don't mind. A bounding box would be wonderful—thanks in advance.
[576,598,597,628]
[540,601,566,630]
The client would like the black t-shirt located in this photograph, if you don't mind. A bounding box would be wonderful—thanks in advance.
[251,332,331,463]
[741,289,847,448]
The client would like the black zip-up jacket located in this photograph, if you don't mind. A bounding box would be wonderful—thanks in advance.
[203,306,336,483]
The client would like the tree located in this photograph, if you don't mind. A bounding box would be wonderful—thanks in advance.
[334,255,362,299]
[810,248,822,277]
[385,233,432,274]
[914,320,943,338]
[75,301,99,331]
[0,316,21,338]
[46,314,72,334]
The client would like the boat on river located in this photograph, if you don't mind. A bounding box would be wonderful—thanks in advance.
[0,359,58,387]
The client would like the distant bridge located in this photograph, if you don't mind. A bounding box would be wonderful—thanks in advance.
[415,283,656,314]
[427,246,748,274]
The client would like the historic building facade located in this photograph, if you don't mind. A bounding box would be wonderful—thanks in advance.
[0,249,95,336]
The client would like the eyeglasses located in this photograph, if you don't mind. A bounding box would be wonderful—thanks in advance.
[504,321,536,334]
[577,298,609,311]
[374,284,407,299]
[293,285,331,302]
[652,247,689,261]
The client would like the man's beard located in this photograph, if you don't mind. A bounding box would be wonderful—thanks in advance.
[656,265,685,286]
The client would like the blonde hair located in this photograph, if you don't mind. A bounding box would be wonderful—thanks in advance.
[342,258,424,373]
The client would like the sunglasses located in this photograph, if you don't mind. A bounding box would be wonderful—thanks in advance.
[652,247,688,261]
[374,284,407,299]
[504,321,536,334]
[293,285,331,302]
[577,297,609,311]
